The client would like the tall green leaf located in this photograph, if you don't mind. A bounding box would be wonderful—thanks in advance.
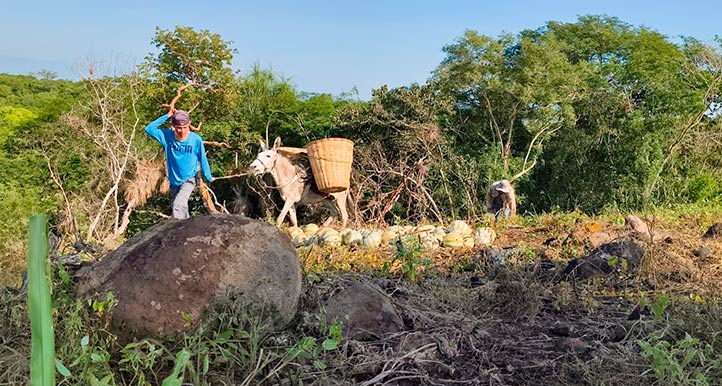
[27,214,55,386]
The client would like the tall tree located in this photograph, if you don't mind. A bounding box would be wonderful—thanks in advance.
[433,29,585,181]
[141,26,238,119]
[529,16,722,211]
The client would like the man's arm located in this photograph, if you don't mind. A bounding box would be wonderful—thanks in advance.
[506,190,517,215]
[144,114,171,146]
[198,139,213,182]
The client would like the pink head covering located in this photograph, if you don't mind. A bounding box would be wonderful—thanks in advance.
[171,110,190,126]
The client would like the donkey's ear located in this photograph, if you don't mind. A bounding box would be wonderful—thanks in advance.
[272,137,282,150]
[259,139,268,151]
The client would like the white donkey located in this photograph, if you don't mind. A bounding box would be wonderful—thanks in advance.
[247,137,350,228]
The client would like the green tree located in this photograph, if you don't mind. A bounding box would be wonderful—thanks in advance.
[141,26,238,119]
[528,16,722,211]
[432,29,585,181]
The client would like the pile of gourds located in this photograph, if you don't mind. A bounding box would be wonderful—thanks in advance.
[285,220,496,249]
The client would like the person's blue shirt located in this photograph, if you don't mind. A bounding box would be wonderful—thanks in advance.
[144,115,213,187]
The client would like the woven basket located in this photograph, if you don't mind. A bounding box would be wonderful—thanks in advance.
[306,138,354,193]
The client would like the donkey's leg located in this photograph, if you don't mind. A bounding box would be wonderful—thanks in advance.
[336,193,349,229]
[276,201,295,227]
[288,207,298,227]
[322,198,339,227]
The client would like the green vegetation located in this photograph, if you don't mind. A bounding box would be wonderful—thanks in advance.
[2,16,722,385]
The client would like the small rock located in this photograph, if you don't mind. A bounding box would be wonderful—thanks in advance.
[561,239,644,281]
[628,304,651,320]
[586,232,612,248]
[703,223,722,239]
[625,215,672,242]
[550,323,575,337]
[557,337,591,354]
[320,282,404,340]
[693,245,712,259]
[485,246,516,266]
[470,276,484,288]
[609,324,628,342]
[625,215,649,235]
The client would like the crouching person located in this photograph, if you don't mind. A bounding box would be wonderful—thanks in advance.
[486,179,517,219]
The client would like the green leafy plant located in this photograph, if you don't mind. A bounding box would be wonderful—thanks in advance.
[51,274,118,386]
[289,316,344,370]
[638,333,718,385]
[639,294,671,320]
[383,236,431,282]
[161,349,191,386]
[89,293,116,317]
[607,255,629,271]
[27,214,55,386]
[119,341,164,385]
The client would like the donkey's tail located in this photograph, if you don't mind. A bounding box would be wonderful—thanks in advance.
[346,189,357,224]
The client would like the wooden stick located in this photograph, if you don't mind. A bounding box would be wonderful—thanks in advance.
[198,181,219,214]
[203,140,230,148]
[212,173,248,180]
[161,82,198,111]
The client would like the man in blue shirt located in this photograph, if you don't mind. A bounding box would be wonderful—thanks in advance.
[144,109,213,219]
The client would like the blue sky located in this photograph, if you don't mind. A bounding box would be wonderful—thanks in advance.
[1,0,720,99]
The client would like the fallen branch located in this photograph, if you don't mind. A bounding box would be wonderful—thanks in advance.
[198,181,228,214]
[203,140,231,148]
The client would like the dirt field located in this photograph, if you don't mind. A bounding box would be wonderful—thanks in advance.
[290,213,722,385]
[2,211,722,385]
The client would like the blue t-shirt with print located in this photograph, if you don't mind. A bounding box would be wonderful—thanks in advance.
[144,115,213,187]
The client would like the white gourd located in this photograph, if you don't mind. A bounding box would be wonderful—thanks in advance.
[381,229,400,245]
[361,230,383,247]
[463,234,475,248]
[414,224,435,238]
[474,228,496,246]
[433,226,447,243]
[302,223,319,237]
[448,220,472,236]
[287,226,304,239]
[421,235,440,249]
[292,234,307,247]
[443,233,465,248]
[342,229,363,246]
[317,228,341,246]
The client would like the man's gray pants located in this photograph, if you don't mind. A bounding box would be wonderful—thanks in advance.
[170,179,196,219]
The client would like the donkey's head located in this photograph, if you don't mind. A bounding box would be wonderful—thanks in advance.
[247,137,282,175]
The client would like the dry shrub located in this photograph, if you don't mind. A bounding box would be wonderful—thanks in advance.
[638,236,722,295]
[0,342,28,385]
[123,160,166,206]
[351,140,441,224]
[484,267,544,321]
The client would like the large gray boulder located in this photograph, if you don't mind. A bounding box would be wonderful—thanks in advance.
[75,215,301,341]
[561,239,644,281]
